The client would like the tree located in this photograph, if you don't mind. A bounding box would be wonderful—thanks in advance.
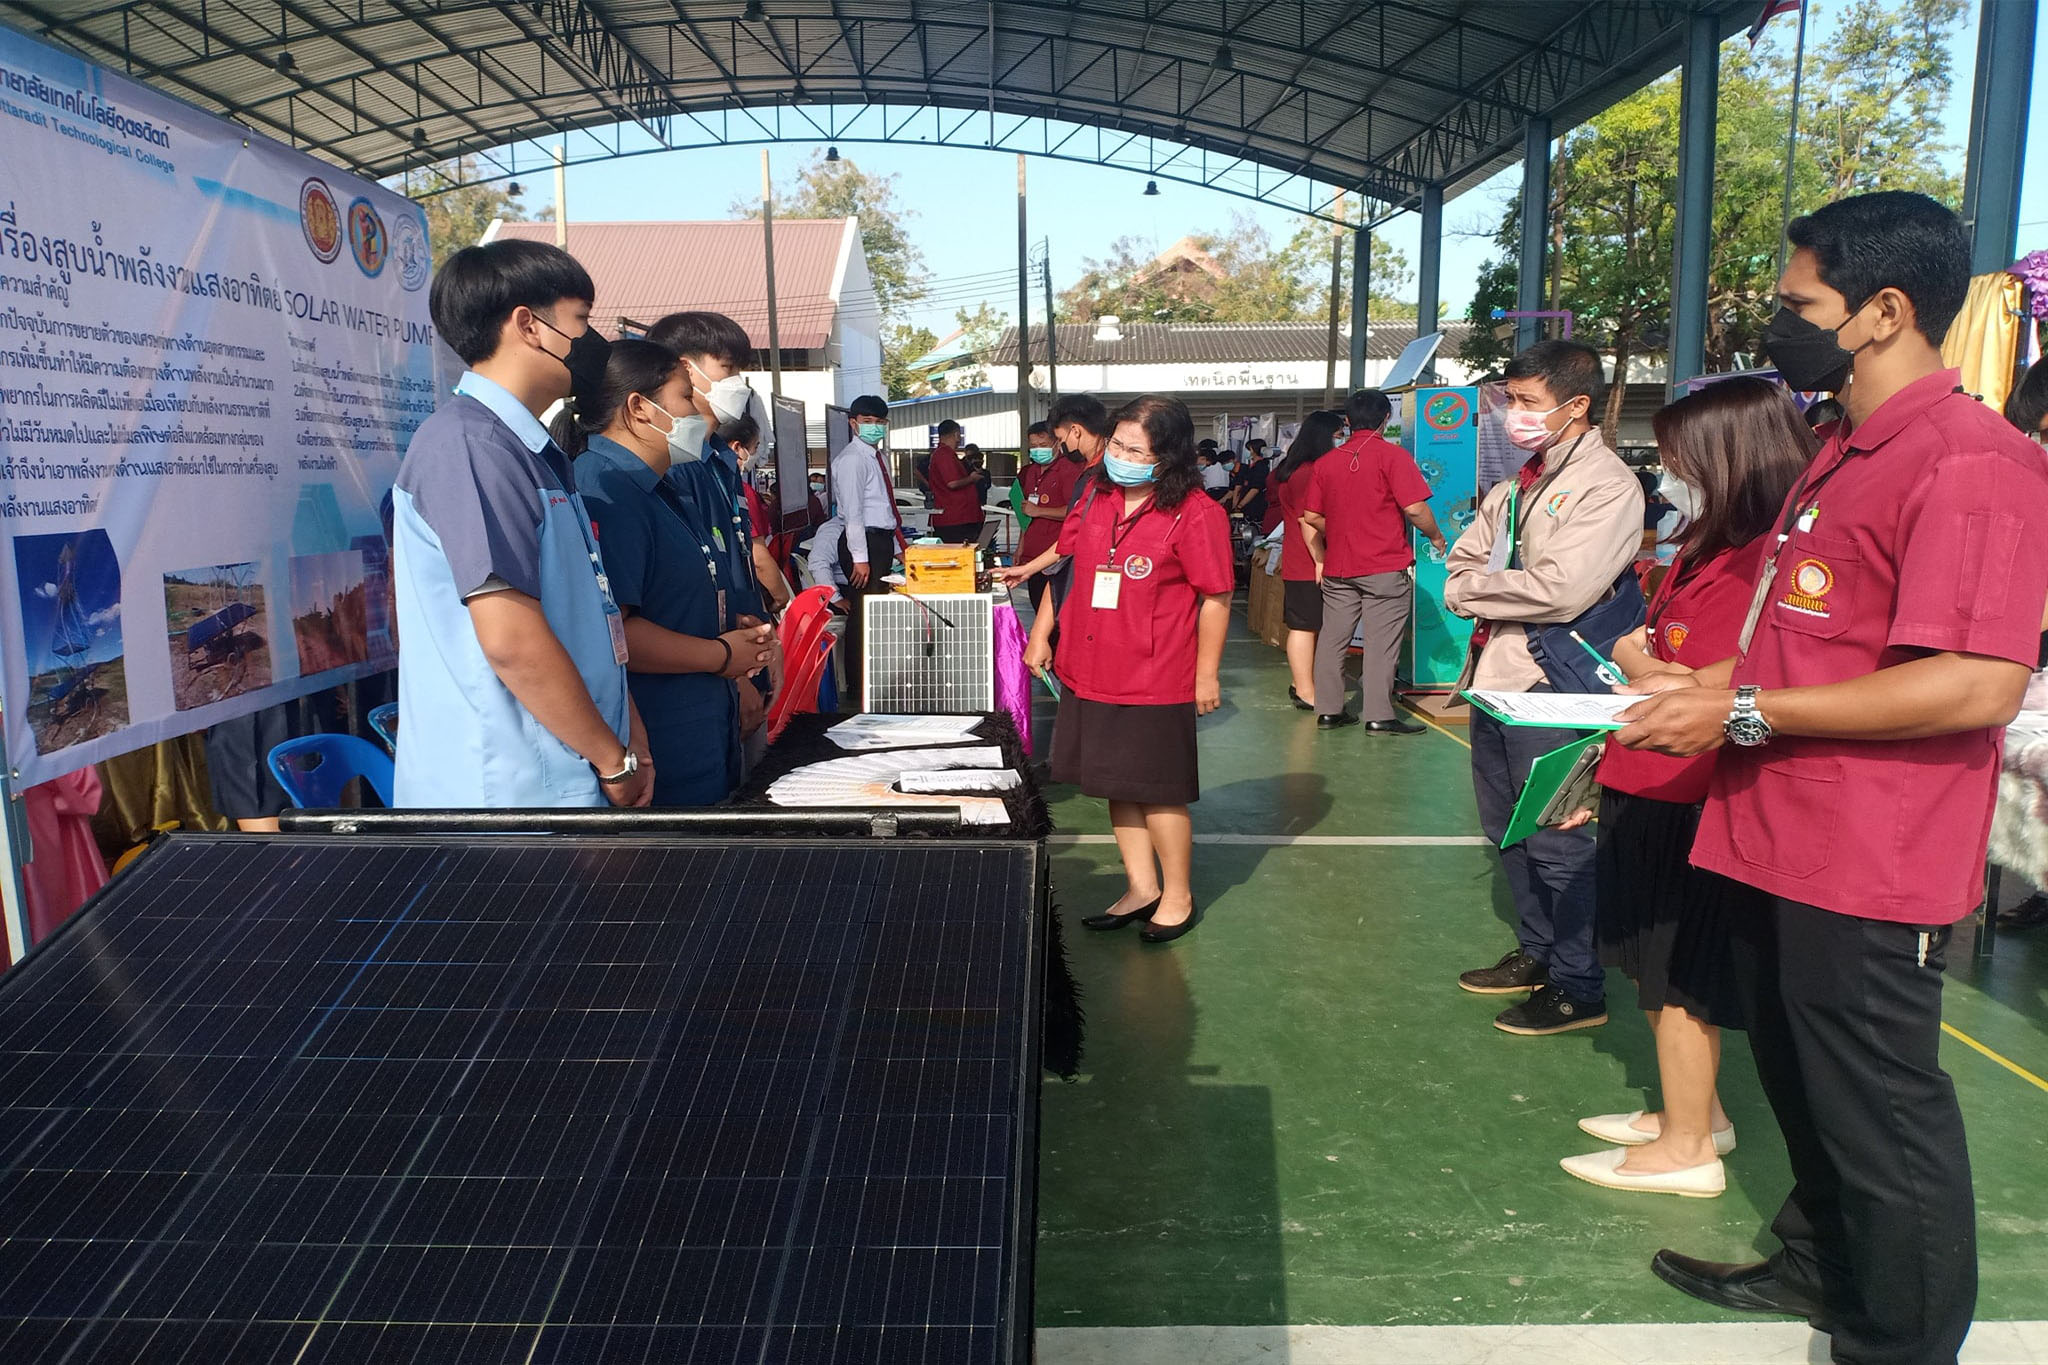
[1055,212,1415,324]
[947,302,1012,389]
[880,321,943,400]
[1457,0,1966,433]
[405,156,545,267]
[742,151,928,321]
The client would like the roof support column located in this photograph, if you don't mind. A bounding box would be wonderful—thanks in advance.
[1416,184,1443,379]
[1961,0,2036,275]
[1669,10,1718,392]
[1349,227,1370,391]
[1516,119,1551,353]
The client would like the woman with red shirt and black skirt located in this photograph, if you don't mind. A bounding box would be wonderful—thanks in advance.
[1269,411,1344,711]
[1558,378,1816,1197]
[1024,396,1235,943]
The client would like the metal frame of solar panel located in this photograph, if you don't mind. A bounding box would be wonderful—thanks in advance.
[0,831,1044,1364]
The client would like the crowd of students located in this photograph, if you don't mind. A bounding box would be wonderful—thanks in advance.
[388,187,2043,1365]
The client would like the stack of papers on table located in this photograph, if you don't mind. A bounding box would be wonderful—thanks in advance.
[826,714,984,750]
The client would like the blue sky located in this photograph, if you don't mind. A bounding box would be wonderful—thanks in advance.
[542,1,2048,338]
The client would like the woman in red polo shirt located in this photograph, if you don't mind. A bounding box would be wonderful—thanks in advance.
[1269,411,1344,711]
[1024,395,1234,944]
[1557,378,1815,1197]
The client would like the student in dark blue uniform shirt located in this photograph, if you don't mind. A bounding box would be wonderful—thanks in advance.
[556,339,774,806]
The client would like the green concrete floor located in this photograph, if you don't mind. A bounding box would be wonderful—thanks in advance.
[1031,622,2048,1330]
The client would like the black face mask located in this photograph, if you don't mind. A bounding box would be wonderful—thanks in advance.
[1760,301,1868,394]
[537,315,612,409]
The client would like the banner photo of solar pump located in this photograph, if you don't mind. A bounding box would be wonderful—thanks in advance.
[0,26,435,788]
[1403,387,1480,688]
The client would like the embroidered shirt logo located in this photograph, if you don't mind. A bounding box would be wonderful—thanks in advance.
[1122,553,1155,581]
[1545,491,1572,516]
[1780,558,1835,616]
[1663,622,1690,653]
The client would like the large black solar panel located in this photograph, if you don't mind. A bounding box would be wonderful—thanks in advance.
[0,833,1043,1364]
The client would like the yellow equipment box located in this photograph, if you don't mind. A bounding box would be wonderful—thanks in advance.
[899,544,978,595]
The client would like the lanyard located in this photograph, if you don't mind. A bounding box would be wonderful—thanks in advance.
[1104,495,1156,566]
[1502,433,1587,569]
[652,474,730,625]
[1736,446,1864,655]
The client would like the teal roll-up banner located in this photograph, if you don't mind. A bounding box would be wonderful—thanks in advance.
[1404,387,1479,689]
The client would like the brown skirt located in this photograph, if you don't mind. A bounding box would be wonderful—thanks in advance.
[1049,694,1200,805]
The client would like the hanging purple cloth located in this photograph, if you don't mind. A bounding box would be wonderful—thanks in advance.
[992,602,1033,756]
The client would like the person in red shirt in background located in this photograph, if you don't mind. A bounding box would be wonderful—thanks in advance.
[1551,378,1815,1199]
[1024,396,1234,944]
[928,420,985,544]
[1014,420,1086,616]
[1617,192,2048,1364]
[1269,410,1345,711]
[1302,389,1447,732]
[1048,393,1112,466]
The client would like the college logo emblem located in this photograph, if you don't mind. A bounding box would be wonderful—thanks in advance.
[300,179,342,263]
[1423,392,1470,430]
[1545,490,1572,516]
[1664,622,1690,653]
[1122,554,1155,581]
[392,211,429,291]
[1780,558,1835,616]
[346,197,388,278]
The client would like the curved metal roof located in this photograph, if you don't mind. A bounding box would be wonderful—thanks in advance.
[12,1,1754,210]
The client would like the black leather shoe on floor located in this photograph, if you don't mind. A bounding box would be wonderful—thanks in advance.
[1288,686,1315,712]
[1364,716,1426,735]
[1140,904,1201,944]
[1457,949,1547,994]
[1493,989,1606,1035]
[1082,898,1160,931]
[1316,712,1360,730]
[1650,1251,1822,1321]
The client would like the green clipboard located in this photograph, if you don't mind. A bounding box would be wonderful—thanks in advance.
[1500,734,1607,849]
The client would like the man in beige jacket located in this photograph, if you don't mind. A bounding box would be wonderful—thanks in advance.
[1444,340,1644,1035]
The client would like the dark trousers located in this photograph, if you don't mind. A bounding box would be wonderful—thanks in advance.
[1750,898,1975,1365]
[1469,703,1602,1002]
[1313,572,1410,720]
[837,528,898,705]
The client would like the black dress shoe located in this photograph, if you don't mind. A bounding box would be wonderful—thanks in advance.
[1287,686,1315,712]
[1082,897,1160,931]
[1316,712,1360,730]
[1363,716,1427,735]
[1650,1250,1823,1321]
[1139,904,1201,944]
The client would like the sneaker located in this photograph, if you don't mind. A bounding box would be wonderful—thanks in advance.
[1494,990,1607,1035]
[1457,949,1547,995]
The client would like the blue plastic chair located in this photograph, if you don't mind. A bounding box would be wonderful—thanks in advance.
[367,702,399,754]
[266,734,395,809]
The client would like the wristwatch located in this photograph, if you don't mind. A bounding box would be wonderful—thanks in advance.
[1724,686,1774,748]
[597,750,640,784]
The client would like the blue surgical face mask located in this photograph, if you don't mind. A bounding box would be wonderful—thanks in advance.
[1027,446,1056,465]
[856,421,887,447]
[1103,453,1157,487]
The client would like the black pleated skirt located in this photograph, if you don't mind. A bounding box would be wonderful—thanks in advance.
[1595,789,1768,1029]
[1049,694,1200,805]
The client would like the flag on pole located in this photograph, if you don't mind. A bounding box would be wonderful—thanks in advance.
[1751,0,1803,47]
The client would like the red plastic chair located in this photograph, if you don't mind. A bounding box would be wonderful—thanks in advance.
[765,585,841,740]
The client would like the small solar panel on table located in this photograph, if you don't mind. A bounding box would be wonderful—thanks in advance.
[0,833,1041,1363]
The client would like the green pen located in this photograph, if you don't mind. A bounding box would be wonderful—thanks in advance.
[1569,630,1628,687]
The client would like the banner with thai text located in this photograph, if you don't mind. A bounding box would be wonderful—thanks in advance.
[0,26,435,785]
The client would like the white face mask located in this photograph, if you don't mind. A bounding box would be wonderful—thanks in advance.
[646,400,706,465]
[692,365,754,423]
[1658,470,1701,525]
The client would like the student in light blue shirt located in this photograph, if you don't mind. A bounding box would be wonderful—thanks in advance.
[390,238,653,808]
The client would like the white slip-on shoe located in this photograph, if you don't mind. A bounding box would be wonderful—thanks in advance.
[1559,1147,1727,1198]
[1577,1110,1737,1155]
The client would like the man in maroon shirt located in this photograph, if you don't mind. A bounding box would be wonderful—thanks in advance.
[1617,192,2048,1365]
[928,420,985,544]
[1302,389,1446,732]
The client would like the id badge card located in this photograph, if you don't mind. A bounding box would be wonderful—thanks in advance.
[606,604,629,665]
[716,587,729,630]
[1091,569,1122,610]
